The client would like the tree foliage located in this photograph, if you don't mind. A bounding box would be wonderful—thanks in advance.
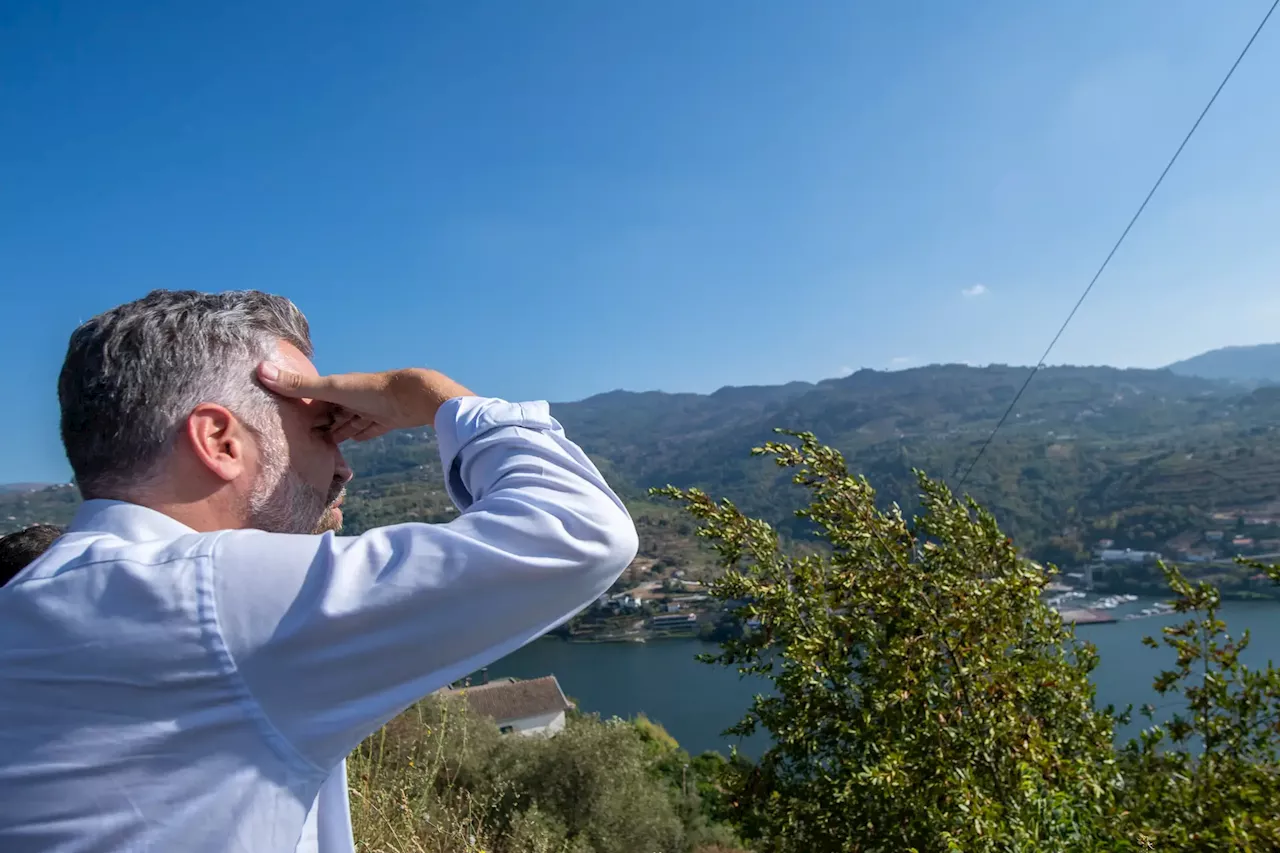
[1114,560,1280,849]
[348,696,743,853]
[656,430,1280,852]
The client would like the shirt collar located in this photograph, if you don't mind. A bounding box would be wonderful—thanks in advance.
[68,499,199,542]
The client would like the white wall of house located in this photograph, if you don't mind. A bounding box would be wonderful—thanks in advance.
[498,709,566,737]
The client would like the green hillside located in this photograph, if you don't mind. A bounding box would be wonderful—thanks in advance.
[5,363,1278,574]
[550,364,1280,562]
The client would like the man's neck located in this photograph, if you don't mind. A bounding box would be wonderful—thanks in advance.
[146,501,246,533]
[110,487,248,535]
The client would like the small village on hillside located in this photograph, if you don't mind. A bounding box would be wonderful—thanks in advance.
[549,557,740,644]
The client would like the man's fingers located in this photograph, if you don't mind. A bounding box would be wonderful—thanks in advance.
[352,423,391,443]
[331,415,377,444]
[255,363,457,431]
[327,411,362,443]
[258,362,329,399]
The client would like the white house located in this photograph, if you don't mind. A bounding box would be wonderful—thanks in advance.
[441,675,574,737]
[648,612,698,631]
[599,592,641,613]
[1099,548,1160,564]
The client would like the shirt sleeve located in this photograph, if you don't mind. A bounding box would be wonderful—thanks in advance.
[210,397,639,772]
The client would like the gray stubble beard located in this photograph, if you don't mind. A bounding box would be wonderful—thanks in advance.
[247,421,344,535]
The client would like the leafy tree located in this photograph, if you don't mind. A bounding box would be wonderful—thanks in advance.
[1114,559,1280,850]
[657,431,1280,852]
[655,431,1123,852]
[491,714,688,853]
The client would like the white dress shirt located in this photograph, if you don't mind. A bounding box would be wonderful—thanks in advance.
[294,764,352,853]
[0,396,638,853]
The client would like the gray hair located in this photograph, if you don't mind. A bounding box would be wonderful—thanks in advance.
[59,290,313,499]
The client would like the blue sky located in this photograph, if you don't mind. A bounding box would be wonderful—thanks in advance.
[2,1,1279,483]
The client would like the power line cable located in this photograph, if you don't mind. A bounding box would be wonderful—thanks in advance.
[955,0,1279,488]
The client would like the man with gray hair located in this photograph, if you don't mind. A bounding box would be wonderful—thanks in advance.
[0,290,639,852]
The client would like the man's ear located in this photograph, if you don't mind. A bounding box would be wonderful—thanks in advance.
[184,404,251,483]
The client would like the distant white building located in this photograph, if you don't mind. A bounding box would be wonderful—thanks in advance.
[441,675,574,737]
[598,593,641,613]
[649,612,698,631]
[1099,548,1160,564]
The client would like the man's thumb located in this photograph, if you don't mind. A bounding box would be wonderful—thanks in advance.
[257,362,319,398]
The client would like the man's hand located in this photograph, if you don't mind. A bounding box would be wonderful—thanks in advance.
[257,363,474,443]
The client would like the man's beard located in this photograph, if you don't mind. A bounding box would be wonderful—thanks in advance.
[313,496,345,534]
[247,424,346,535]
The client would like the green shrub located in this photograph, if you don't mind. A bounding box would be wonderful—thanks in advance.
[349,695,737,853]
[656,430,1280,852]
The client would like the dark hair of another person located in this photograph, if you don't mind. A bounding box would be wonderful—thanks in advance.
[0,524,63,587]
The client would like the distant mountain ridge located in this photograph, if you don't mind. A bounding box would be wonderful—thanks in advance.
[6,358,1280,572]
[551,362,1280,565]
[0,482,55,495]
[1166,343,1280,385]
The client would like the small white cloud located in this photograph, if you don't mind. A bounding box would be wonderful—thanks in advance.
[837,365,854,377]
[889,356,916,368]
[962,283,989,298]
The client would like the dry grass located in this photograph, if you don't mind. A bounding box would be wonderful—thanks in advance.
[345,696,735,853]
[348,702,502,853]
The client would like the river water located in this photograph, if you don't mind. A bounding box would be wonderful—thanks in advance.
[483,598,1280,757]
